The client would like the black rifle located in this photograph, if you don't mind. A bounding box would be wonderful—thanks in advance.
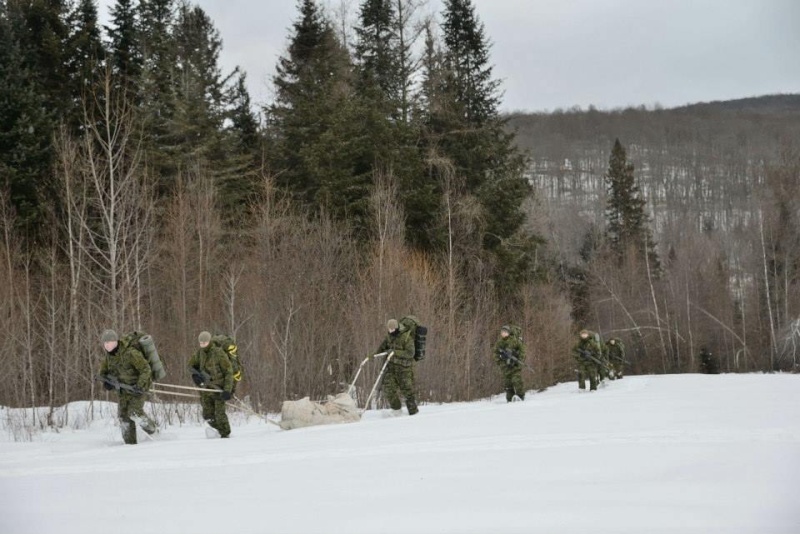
[609,353,631,365]
[499,349,535,373]
[96,374,144,395]
[578,349,612,374]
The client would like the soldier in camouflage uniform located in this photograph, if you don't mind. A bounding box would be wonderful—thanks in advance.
[572,329,603,391]
[189,331,234,438]
[98,329,156,444]
[699,347,719,374]
[376,319,419,415]
[493,325,526,402]
[604,337,626,379]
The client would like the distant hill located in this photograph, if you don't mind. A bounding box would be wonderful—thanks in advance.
[671,93,800,116]
[505,93,800,235]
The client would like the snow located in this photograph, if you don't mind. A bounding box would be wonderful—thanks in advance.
[1,373,799,534]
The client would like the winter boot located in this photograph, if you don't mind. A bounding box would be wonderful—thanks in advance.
[120,419,137,444]
[132,414,156,435]
[406,399,419,416]
[204,419,220,438]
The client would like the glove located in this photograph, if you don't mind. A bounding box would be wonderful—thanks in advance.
[102,381,114,391]
[191,373,203,386]
[221,391,232,401]
[131,386,145,396]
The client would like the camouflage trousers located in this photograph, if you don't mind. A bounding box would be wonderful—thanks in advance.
[609,358,624,379]
[498,365,525,401]
[575,360,600,391]
[383,363,418,415]
[118,392,156,444]
[201,392,231,437]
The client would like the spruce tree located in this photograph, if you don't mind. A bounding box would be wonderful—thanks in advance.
[171,3,226,162]
[219,71,261,219]
[354,0,401,118]
[353,0,436,249]
[64,0,106,133]
[604,138,660,271]
[269,0,372,235]
[1,0,69,231]
[0,10,52,229]
[105,0,142,98]
[426,0,535,297]
[137,0,177,184]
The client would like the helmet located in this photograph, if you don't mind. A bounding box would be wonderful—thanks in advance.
[387,319,399,331]
[198,331,212,344]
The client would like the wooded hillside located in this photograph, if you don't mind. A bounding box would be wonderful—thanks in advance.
[0,1,797,422]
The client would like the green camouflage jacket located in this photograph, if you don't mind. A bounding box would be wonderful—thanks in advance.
[572,334,602,364]
[604,339,625,362]
[378,328,415,367]
[188,344,234,393]
[494,335,525,369]
[99,341,152,390]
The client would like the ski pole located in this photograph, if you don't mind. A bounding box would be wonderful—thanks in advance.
[361,351,394,411]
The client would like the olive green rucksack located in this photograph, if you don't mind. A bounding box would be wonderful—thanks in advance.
[211,334,243,387]
[120,331,167,380]
[399,315,428,361]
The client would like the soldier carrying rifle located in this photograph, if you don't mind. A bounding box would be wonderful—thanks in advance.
[493,325,526,402]
[97,329,157,444]
[604,337,627,379]
[572,329,604,391]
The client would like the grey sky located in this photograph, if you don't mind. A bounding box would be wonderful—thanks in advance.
[99,0,800,113]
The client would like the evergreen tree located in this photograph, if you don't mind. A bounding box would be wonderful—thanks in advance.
[7,0,70,116]
[1,0,69,231]
[219,70,261,218]
[268,0,372,235]
[137,0,177,184]
[354,0,400,118]
[105,0,142,97]
[171,3,226,161]
[0,10,53,229]
[64,0,106,133]
[441,0,499,127]
[226,70,260,159]
[426,0,535,297]
[353,0,436,249]
[604,138,660,271]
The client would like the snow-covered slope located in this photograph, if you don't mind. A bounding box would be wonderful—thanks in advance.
[1,374,799,534]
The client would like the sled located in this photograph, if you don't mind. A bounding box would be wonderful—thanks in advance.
[277,351,394,430]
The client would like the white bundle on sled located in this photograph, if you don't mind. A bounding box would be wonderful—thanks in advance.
[278,392,361,430]
[277,351,395,430]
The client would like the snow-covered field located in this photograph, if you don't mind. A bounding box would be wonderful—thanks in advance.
[1,373,799,534]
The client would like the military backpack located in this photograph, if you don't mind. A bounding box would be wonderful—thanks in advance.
[120,331,167,380]
[399,315,428,361]
[211,334,243,387]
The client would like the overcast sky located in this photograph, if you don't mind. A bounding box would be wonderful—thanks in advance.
[99,0,800,113]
